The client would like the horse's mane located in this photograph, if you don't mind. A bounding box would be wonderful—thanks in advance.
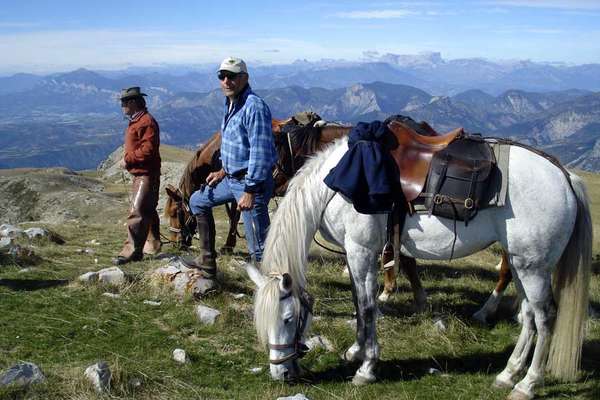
[254,138,345,344]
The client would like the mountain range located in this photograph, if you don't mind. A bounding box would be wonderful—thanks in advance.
[1,53,599,171]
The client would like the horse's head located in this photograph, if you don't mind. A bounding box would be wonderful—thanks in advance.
[246,263,313,381]
[164,184,196,248]
[272,123,322,197]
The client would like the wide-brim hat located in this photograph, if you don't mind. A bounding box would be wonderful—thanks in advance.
[120,87,147,100]
[218,57,247,74]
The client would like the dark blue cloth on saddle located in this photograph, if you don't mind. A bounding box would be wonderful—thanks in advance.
[323,121,400,214]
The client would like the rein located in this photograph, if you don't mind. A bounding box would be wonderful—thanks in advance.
[268,287,314,365]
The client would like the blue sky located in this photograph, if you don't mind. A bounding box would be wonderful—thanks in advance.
[1,0,600,74]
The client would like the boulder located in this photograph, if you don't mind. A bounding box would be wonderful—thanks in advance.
[195,305,221,325]
[97,267,125,285]
[79,271,99,283]
[172,348,189,364]
[0,224,24,239]
[84,361,111,393]
[0,237,12,253]
[0,362,46,387]
[304,335,334,352]
[277,394,311,400]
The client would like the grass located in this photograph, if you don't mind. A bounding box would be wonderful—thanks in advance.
[0,172,599,399]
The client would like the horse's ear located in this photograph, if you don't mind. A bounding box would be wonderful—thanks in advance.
[165,184,183,202]
[280,273,293,292]
[244,263,266,288]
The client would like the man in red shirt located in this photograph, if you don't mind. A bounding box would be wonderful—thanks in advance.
[113,87,162,265]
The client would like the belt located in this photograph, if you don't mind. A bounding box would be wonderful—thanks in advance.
[227,168,247,180]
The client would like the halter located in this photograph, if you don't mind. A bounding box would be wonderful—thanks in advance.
[268,287,314,365]
[168,196,195,247]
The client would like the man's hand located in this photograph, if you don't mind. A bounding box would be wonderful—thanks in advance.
[237,192,255,211]
[206,169,226,187]
[119,158,126,169]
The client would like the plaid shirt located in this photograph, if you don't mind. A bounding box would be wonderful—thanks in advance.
[221,85,276,193]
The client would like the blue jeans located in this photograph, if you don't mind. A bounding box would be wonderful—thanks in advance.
[189,175,274,262]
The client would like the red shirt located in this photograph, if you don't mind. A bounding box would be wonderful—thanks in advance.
[124,110,161,176]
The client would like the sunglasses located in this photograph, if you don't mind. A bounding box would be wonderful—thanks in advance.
[218,71,244,81]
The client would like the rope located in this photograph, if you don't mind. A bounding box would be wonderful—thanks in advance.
[312,235,346,256]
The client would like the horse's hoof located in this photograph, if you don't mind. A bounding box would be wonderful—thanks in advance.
[351,371,376,386]
[378,291,391,302]
[342,348,364,362]
[507,388,533,400]
[493,376,514,390]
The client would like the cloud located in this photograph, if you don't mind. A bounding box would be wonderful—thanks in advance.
[0,29,334,74]
[0,22,40,28]
[335,9,416,19]
[488,0,600,10]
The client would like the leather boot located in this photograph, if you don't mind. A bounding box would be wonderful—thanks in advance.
[182,214,218,296]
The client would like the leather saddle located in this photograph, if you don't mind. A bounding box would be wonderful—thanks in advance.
[386,120,463,202]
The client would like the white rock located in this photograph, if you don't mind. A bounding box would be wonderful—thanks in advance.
[0,224,24,239]
[143,300,161,306]
[87,239,100,245]
[172,348,189,364]
[249,367,263,374]
[231,293,246,299]
[0,362,46,387]
[24,228,48,240]
[84,361,111,393]
[312,315,323,321]
[79,271,99,283]
[172,272,191,297]
[102,292,121,299]
[428,367,441,374]
[433,318,447,332]
[0,237,12,252]
[304,335,334,352]
[277,394,311,400]
[97,267,125,285]
[195,305,221,325]
[342,265,350,276]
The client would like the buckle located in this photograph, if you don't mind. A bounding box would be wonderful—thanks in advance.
[464,198,474,209]
[433,194,444,205]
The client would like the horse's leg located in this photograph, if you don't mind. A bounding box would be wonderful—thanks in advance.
[506,274,555,400]
[400,256,427,312]
[344,241,380,385]
[379,264,397,302]
[473,251,512,323]
[220,201,240,254]
[379,256,427,311]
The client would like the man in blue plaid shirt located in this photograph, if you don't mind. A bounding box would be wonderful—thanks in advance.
[186,57,277,295]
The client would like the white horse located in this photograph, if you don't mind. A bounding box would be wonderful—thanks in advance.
[246,136,592,400]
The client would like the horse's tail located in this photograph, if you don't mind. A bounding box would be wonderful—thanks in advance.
[546,172,592,381]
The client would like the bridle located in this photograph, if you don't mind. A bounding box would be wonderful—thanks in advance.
[274,130,302,181]
[268,287,314,365]
[168,196,195,247]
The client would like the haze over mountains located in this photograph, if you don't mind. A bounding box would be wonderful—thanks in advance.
[1,52,599,171]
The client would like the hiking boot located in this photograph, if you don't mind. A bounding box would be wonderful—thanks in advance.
[112,252,143,266]
[181,213,217,269]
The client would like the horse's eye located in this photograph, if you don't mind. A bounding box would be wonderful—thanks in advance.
[283,317,293,325]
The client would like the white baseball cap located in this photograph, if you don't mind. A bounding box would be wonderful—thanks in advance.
[218,57,248,74]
